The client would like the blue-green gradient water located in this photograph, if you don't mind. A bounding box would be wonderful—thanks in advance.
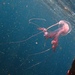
[0,0,75,75]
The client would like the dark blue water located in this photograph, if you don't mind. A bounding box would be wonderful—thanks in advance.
[0,0,75,75]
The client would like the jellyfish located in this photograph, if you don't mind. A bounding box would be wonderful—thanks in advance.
[38,20,72,50]
[0,19,71,51]
[4,19,71,70]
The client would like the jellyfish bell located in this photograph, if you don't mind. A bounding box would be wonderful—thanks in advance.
[58,20,72,36]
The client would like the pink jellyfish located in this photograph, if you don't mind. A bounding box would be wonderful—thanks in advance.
[0,19,71,52]
[38,20,72,50]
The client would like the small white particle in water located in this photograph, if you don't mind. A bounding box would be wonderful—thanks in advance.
[28,61,30,63]
[8,3,10,5]
[26,5,28,8]
[36,42,38,44]
[3,2,6,5]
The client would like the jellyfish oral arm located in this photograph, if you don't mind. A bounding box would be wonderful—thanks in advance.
[38,28,59,50]
[51,29,64,50]
[38,28,47,32]
[51,39,58,50]
[38,27,49,38]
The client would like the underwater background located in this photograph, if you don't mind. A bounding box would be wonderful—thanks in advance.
[0,0,75,75]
